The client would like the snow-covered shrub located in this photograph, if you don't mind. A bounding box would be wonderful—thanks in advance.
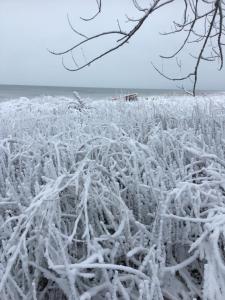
[0,94,225,299]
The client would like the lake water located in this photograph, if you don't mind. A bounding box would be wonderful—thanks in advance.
[0,85,223,102]
[0,85,186,102]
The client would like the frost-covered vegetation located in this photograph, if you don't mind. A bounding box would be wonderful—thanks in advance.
[0,94,225,299]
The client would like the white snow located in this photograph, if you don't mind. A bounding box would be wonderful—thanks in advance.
[1,93,225,299]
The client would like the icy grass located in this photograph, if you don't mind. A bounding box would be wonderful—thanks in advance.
[0,94,225,299]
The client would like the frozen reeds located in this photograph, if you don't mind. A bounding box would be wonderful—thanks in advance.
[0,94,225,299]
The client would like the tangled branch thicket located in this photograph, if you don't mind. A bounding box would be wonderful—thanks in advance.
[1,95,225,299]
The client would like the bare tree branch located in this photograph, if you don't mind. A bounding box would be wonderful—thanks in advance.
[80,0,102,21]
[51,0,225,95]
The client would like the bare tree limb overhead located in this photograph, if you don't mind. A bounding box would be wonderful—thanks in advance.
[50,0,225,96]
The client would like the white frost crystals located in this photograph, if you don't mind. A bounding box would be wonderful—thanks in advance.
[0,94,225,299]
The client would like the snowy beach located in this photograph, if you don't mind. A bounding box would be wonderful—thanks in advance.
[1,94,225,299]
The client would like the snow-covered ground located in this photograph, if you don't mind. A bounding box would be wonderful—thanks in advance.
[1,94,225,299]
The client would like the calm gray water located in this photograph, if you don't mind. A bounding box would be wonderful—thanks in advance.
[0,85,223,102]
[0,85,185,102]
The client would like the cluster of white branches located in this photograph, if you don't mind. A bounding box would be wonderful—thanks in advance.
[0,94,225,299]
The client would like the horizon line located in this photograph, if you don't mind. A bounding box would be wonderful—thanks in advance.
[0,83,224,92]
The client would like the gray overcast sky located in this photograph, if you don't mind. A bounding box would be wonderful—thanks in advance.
[0,0,225,90]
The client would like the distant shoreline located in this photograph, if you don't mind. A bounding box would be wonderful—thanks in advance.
[0,83,224,92]
[0,84,224,102]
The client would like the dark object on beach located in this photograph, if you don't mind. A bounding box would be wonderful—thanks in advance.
[125,93,138,101]
[112,93,138,101]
